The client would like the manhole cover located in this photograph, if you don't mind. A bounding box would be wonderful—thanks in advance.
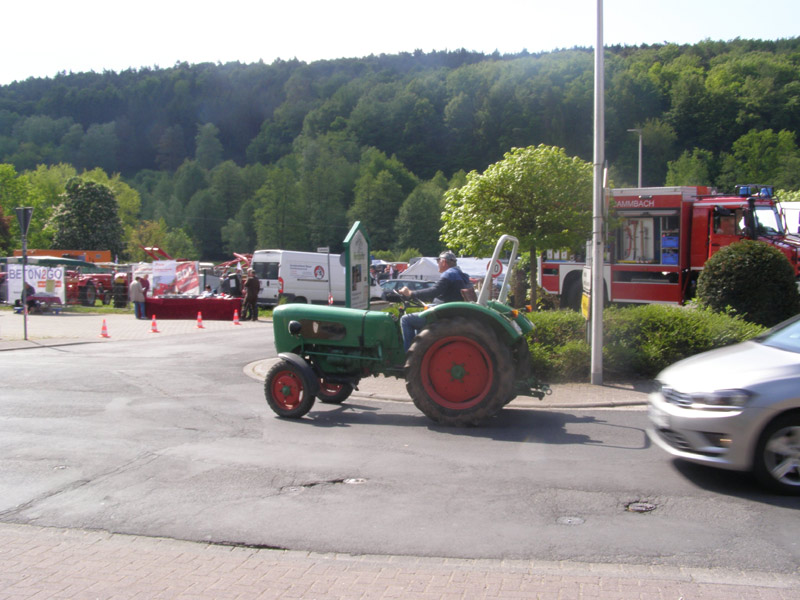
[626,501,657,513]
[557,516,585,525]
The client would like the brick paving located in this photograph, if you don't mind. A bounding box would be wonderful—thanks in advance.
[1,523,797,600]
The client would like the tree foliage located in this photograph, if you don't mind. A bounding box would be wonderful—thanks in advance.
[1,40,800,260]
[441,144,593,304]
[51,178,125,257]
[696,240,800,327]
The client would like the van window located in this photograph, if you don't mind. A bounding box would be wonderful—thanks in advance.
[254,262,279,280]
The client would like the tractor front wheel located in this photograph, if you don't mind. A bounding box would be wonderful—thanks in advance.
[264,360,315,418]
[406,317,514,426]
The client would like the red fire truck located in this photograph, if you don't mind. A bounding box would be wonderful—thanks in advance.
[539,184,800,310]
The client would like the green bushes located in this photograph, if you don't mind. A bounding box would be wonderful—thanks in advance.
[696,240,800,327]
[527,305,765,381]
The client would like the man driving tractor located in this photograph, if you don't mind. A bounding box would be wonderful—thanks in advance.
[398,250,473,351]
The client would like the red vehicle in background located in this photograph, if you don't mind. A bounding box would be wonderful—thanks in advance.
[540,184,800,310]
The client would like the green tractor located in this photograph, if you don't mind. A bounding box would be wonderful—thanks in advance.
[265,235,549,426]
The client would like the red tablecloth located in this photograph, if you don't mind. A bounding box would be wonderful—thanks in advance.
[145,297,242,320]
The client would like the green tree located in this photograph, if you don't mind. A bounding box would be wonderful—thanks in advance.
[441,144,593,305]
[51,178,125,257]
[81,168,141,233]
[184,188,225,259]
[395,182,444,256]
[0,164,32,253]
[20,163,78,248]
[718,129,800,191]
[195,123,224,170]
[79,122,119,173]
[253,164,305,250]
[665,148,716,185]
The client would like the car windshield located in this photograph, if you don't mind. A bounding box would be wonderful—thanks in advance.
[759,315,800,353]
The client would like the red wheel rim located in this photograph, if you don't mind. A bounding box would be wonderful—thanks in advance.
[319,381,344,397]
[270,370,303,410]
[420,336,493,410]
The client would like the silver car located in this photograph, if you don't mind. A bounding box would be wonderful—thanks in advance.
[647,314,800,494]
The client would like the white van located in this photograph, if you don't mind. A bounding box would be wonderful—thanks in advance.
[251,249,382,306]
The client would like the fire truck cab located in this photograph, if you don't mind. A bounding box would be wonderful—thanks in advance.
[540,185,800,310]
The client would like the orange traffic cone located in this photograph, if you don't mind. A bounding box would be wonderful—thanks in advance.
[233,309,241,325]
[150,315,160,333]
[99,319,110,338]
[196,311,205,329]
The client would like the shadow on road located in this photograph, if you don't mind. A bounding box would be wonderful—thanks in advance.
[671,459,800,507]
[286,401,650,450]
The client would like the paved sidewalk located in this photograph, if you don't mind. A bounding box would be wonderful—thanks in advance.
[2,523,796,600]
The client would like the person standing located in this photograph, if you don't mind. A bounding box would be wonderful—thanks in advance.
[129,276,146,319]
[242,268,260,321]
[140,274,150,297]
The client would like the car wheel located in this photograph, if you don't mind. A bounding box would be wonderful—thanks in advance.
[317,380,354,404]
[406,316,513,426]
[264,360,315,418]
[753,414,800,495]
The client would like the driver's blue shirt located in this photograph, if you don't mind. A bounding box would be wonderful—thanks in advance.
[412,266,472,304]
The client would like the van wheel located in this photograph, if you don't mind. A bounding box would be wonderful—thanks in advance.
[264,360,315,418]
[406,317,513,426]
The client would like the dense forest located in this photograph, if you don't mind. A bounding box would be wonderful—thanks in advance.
[1,38,800,261]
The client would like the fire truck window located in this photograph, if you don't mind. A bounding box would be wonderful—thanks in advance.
[754,206,782,235]
[618,217,655,263]
[714,215,736,235]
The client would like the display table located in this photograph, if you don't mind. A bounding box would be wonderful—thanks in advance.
[145,296,242,320]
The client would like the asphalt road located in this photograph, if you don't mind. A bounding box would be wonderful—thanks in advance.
[1,325,798,579]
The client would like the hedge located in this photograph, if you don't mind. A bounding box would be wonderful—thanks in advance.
[527,304,766,381]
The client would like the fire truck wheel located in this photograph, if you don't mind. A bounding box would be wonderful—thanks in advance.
[561,277,582,312]
[80,283,97,307]
[317,381,354,404]
[264,360,316,418]
[406,317,513,426]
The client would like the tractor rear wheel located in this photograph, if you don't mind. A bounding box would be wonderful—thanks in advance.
[80,283,97,307]
[406,317,514,426]
[317,381,354,404]
[264,360,315,418]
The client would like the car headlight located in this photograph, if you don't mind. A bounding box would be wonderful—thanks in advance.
[689,389,753,410]
[656,383,753,410]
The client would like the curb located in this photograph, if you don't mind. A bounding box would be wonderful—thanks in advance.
[245,357,649,409]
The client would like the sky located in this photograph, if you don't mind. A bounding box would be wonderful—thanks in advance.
[2,0,799,86]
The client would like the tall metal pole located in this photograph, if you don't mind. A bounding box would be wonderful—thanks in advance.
[627,128,643,187]
[590,0,605,385]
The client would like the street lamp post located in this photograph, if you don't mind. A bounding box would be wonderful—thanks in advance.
[627,128,642,187]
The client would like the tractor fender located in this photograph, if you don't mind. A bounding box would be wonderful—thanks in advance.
[424,302,527,344]
[277,352,320,397]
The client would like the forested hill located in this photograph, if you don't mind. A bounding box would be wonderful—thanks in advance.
[3,39,799,183]
[1,39,799,260]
